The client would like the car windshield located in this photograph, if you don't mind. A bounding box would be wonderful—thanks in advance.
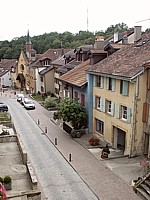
[25,101,33,104]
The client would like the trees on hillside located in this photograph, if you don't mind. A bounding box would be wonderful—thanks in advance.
[0,22,131,59]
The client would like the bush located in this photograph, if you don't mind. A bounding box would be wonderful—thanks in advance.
[44,96,57,109]
[3,176,11,184]
[0,177,3,183]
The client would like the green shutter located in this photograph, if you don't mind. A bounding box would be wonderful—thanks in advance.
[101,76,104,88]
[93,76,96,87]
[127,107,131,123]
[102,99,105,112]
[122,81,129,96]
[111,102,114,116]
[112,79,116,91]
[106,78,109,90]
[116,103,120,119]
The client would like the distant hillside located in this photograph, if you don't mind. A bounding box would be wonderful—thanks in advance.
[0,22,133,59]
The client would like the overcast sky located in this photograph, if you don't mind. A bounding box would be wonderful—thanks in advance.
[1,0,150,41]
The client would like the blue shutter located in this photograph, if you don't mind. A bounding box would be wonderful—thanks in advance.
[122,81,129,96]
[127,107,131,123]
[111,102,114,116]
[116,103,120,119]
[112,79,116,92]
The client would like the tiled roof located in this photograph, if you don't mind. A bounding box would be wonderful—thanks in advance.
[88,31,150,79]
[0,59,17,77]
[52,49,75,66]
[39,66,53,75]
[59,59,90,87]
[56,60,81,74]
[31,48,71,67]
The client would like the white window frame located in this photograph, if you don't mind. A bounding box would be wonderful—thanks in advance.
[122,106,127,120]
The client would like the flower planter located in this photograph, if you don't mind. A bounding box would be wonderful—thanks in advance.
[4,182,12,190]
[88,137,100,146]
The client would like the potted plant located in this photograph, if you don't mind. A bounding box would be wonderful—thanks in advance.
[88,137,100,146]
[101,144,110,159]
[3,176,12,190]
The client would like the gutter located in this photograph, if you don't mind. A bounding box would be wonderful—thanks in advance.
[130,68,145,81]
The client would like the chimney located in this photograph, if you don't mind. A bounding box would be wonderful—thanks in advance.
[122,36,128,45]
[134,26,142,42]
[114,32,119,43]
[94,36,104,49]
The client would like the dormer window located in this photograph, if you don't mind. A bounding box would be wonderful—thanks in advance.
[44,60,50,66]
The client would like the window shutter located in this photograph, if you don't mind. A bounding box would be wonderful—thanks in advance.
[106,78,109,90]
[101,76,104,88]
[93,95,95,108]
[147,69,150,90]
[142,102,149,122]
[100,98,103,110]
[111,102,114,116]
[102,99,105,112]
[116,103,120,119]
[127,107,131,123]
[93,76,96,87]
[112,79,116,91]
[122,81,129,96]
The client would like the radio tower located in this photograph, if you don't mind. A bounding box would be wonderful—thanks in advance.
[87,7,89,31]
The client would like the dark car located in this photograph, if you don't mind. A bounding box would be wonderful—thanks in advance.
[0,104,8,112]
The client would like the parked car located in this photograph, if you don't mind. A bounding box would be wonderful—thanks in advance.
[23,99,35,110]
[20,97,28,105]
[0,104,8,112]
[17,94,24,102]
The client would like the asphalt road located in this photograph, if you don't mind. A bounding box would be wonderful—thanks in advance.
[4,96,98,200]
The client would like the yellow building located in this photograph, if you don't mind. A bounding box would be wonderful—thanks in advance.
[87,31,150,157]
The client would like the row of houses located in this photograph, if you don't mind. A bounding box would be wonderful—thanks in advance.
[1,26,150,158]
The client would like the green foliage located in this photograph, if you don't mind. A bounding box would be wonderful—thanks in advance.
[0,22,130,59]
[53,98,87,129]
[44,96,57,109]
[0,177,3,184]
[3,176,11,184]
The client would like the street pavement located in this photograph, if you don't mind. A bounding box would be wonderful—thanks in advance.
[27,101,142,200]
[2,91,144,199]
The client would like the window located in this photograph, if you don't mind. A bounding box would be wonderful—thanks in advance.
[95,96,105,112]
[120,80,129,96]
[41,76,43,82]
[106,77,116,91]
[20,64,24,71]
[106,100,114,115]
[44,60,50,66]
[96,119,104,135]
[41,86,44,92]
[96,76,104,88]
[122,106,127,120]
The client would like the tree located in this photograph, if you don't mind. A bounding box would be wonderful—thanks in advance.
[53,98,87,129]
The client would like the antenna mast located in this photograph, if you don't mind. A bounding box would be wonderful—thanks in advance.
[87,7,89,31]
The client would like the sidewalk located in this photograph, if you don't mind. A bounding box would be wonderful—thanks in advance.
[27,101,142,200]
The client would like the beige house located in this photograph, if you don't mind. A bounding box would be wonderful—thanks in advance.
[87,30,150,157]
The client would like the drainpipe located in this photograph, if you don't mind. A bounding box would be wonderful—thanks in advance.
[129,80,136,157]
